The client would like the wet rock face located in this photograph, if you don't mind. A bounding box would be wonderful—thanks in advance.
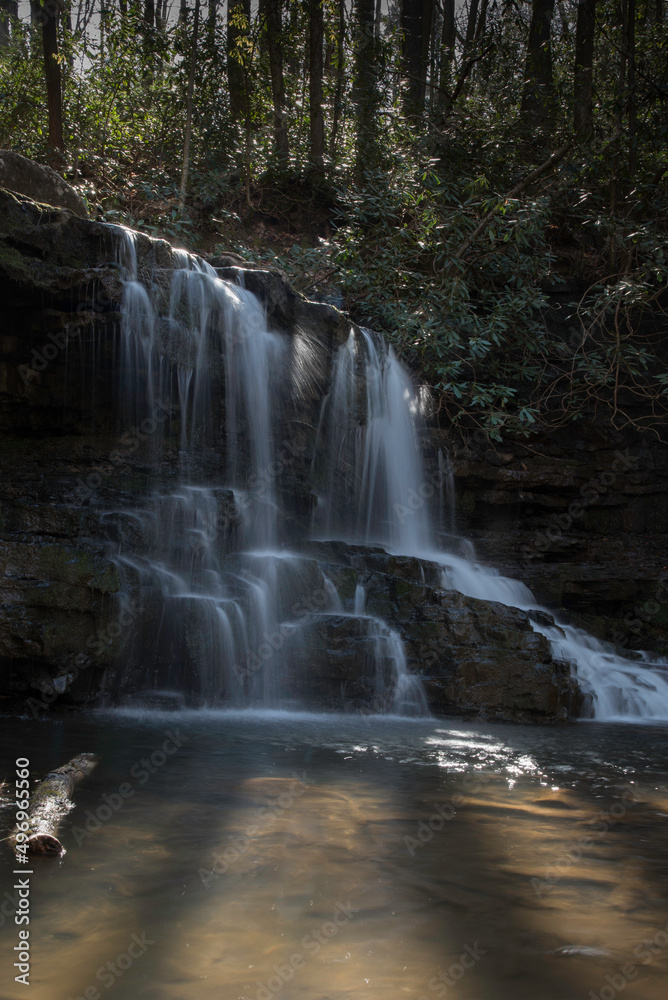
[0,151,89,218]
[0,189,353,712]
[438,428,668,654]
[0,187,662,717]
[289,542,581,722]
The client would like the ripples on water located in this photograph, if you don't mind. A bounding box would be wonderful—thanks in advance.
[1,711,668,999]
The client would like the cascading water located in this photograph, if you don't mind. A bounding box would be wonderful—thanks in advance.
[438,556,668,721]
[108,225,667,722]
[108,229,428,714]
[316,325,668,723]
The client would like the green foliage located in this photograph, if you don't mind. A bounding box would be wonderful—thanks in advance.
[1,1,667,438]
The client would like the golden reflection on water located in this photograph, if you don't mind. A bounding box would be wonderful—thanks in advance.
[2,724,668,1000]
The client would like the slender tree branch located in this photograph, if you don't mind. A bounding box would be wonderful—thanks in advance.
[456,140,573,257]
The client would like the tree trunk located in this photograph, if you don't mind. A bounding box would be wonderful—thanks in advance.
[520,0,557,135]
[228,0,250,122]
[309,0,325,171]
[439,0,456,99]
[263,0,289,167]
[401,0,427,115]
[421,0,434,96]
[179,0,200,212]
[573,0,595,138]
[41,0,65,158]
[474,0,489,42]
[144,0,154,28]
[329,0,346,156]
[0,0,17,47]
[206,0,217,46]
[465,0,480,47]
[354,0,379,179]
[627,0,636,179]
[10,754,98,856]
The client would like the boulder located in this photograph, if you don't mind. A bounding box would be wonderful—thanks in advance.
[0,150,88,218]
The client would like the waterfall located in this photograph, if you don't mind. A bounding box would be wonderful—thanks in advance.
[318,319,668,723]
[109,229,428,714]
[315,329,432,551]
[109,226,667,722]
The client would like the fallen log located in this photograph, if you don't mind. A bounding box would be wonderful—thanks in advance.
[10,753,98,856]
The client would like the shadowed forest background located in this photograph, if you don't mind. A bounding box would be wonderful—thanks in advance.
[1,0,667,439]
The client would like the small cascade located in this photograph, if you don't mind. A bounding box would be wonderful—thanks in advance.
[316,329,432,551]
[438,554,668,721]
[354,583,366,615]
[370,621,430,717]
[437,448,457,540]
[322,574,344,612]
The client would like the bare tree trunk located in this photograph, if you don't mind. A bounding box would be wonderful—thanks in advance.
[439,0,455,100]
[41,0,65,160]
[375,0,382,36]
[520,0,557,136]
[354,0,379,179]
[144,0,154,28]
[228,0,250,122]
[609,0,627,268]
[0,0,18,47]
[401,0,427,114]
[574,0,595,137]
[263,0,289,167]
[627,0,636,179]
[329,0,345,156]
[474,0,488,41]
[206,0,217,45]
[421,0,434,97]
[465,0,480,46]
[179,0,200,212]
[309,0,325,171]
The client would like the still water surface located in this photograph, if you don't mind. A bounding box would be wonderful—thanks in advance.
[1,710,668,1000]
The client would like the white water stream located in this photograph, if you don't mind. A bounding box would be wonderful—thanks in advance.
[113,229,668,722]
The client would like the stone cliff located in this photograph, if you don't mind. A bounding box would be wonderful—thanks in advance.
[1,188,665,720]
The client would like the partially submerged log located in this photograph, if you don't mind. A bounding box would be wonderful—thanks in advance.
[10,753,98,856]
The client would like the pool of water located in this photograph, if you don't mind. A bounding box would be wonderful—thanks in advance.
[2,710,668,1000]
